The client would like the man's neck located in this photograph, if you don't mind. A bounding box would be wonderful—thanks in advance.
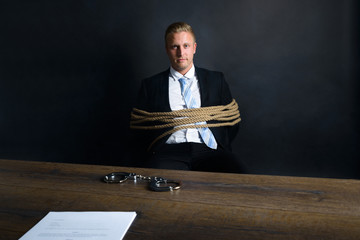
[170,65,195,79]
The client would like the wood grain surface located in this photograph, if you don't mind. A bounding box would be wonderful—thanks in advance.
[0,159,359,240]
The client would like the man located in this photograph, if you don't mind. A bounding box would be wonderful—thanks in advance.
[131,22,244,173]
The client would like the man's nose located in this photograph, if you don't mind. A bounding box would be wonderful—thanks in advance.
[176,47,183,56]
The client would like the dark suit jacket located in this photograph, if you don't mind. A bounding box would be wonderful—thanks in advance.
[134,66,239,154]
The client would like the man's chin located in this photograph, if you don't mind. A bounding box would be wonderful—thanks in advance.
[173,63,190,73]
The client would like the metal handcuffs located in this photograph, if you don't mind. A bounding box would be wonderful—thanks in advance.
[103,172,181,192]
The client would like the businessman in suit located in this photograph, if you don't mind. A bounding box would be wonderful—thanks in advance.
[132,22,245,173]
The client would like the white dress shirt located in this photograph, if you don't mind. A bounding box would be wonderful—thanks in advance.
[166,65,203,144]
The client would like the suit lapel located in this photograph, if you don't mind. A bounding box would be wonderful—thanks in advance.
[161,69,171,111]
[196,67,210,107]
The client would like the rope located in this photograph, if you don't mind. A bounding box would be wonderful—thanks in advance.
[130,99,241,150]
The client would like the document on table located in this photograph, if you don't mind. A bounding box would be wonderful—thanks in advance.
[19,211,137,240]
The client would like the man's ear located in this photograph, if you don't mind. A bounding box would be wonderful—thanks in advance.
[194,42,197,54]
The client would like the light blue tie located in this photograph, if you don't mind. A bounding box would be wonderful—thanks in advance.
[179,77,217,149]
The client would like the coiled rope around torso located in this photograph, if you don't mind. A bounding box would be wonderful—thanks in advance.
[130,99,241,150]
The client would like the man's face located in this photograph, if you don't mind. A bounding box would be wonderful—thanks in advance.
[166,31,197,75]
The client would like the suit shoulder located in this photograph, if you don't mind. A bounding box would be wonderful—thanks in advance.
[195,66,224,77]
[143,69,169,83]
[195,67,226,83]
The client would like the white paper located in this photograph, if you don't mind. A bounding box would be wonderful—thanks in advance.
[19,211,137,240]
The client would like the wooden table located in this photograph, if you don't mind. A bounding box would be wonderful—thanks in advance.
[0,159,359,240]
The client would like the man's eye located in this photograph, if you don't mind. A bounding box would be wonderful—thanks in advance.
[172,45,178,49]
[184,44,189,48]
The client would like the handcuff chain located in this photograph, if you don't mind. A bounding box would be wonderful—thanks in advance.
[136,174,152,181]
[103,172,181,192]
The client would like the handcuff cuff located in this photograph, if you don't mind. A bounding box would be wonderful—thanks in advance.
[103,172,182,192]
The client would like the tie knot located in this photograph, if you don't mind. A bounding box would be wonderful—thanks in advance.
[178,77,189,87]
[179,77,190,94]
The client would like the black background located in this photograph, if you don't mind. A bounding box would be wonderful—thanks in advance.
[1,0,359,178]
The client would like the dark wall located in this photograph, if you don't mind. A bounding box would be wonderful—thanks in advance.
[1,0,359,178]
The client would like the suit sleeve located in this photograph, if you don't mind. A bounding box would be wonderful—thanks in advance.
[220,73,239,143]
[135,79,148,110]
[130,79,152,164]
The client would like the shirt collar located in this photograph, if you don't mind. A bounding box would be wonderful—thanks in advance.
[170,64,195,80]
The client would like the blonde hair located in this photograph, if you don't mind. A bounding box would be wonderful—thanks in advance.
[165,22,196,43]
